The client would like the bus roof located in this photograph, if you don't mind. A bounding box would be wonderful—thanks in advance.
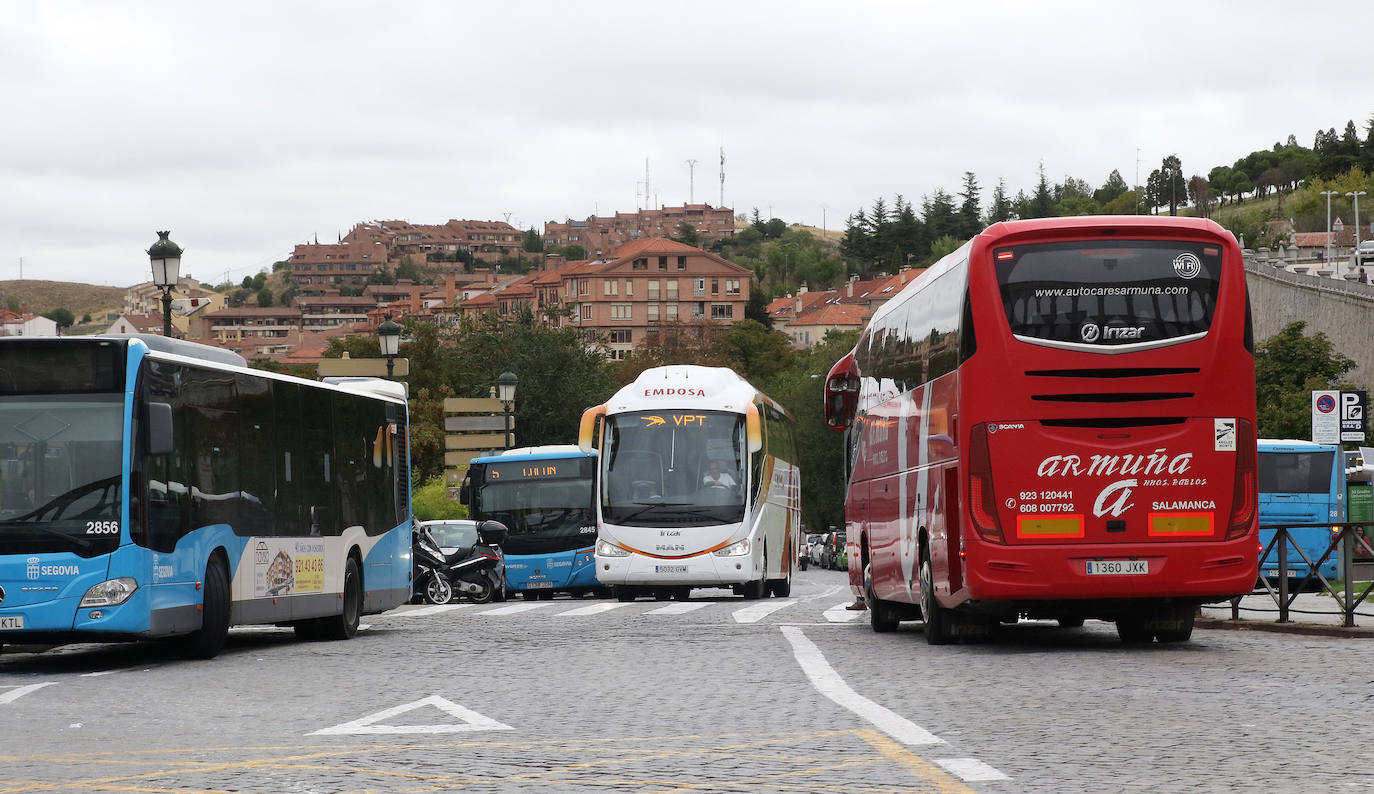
[470,445,595,464]
[605,365,771,416]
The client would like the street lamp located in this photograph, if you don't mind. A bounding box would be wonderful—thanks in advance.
[147,231,183,337]
[376,315,401,378]
[1347,191,1366,251]
[496,370,518,449]
[1320,190,1339,263]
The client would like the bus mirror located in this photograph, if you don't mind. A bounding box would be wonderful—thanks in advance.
[825,389,851,430]
[579,404,605,452]
[148,402,173,456]
[458,482,471,505]
[746,404,763,453]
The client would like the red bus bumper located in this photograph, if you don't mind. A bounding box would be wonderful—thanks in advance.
[960,535,1256,604]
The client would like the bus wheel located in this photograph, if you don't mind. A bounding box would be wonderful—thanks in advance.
[1115,612,1154,645]
[866,564,899,633]
[770,571,792,598]
[918,555,949,645]
[179,557,230,659]
[741,577,766,600]
[672,587,691,601]
[616,587,637,602]
[521,591,537,601]
[1154,606,1195,643]
[321,558,362,640]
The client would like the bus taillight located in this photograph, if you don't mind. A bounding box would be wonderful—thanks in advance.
[1226,419,1257,540]
[967,423,1005,543]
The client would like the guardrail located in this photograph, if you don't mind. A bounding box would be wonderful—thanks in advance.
[1226,522,1374,627]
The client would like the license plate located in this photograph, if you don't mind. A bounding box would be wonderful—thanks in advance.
[525,581,554,589]
[1086,560,1148,575]
[655,565,688,573]
[0,615,24,630]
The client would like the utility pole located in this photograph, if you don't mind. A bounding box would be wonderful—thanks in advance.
[686,159,697,204]
[1320,190,1339,263]
[719,147,725,208]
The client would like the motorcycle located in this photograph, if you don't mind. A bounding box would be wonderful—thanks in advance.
[412,520,509,605]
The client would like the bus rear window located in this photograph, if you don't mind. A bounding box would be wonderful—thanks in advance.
[1259,451,1336,495]
[995,240,1221,349]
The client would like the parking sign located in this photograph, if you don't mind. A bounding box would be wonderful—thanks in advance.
[1341,390,1367,442]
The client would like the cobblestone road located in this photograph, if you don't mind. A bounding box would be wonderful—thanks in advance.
[3,569,1371,793]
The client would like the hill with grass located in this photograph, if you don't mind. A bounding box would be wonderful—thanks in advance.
[0,279,128,324]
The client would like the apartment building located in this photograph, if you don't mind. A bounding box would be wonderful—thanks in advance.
[544,204,736,254]
[461,237,750,360]
[766,267,924,348]
[200,306,303,342]
[341,219,524,264]
[289,241,390,287]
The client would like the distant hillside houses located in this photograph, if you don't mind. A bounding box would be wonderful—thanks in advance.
[0,309,58,337]
[766,268,922,348]
[545,204,736,255]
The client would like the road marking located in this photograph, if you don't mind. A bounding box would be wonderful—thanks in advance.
[935,757,1011,782]
[309,694,513,735]
[780,626,943,746]
[0,682,57,704]
[477,602,553,616]
[394,604,478,617]
[732,599,797,624]
[645,601,712,615]
[557,602,633,617]
[80,671,118,678]
[823,601,863,622]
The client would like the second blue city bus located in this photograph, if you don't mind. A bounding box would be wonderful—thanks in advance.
[461,445,602,599]
[1257,439,1342,582]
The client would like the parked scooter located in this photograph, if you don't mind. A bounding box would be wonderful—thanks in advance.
[412,520,509,605]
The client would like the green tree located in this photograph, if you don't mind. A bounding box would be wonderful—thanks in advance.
[1254,322,1358,440]
[956,171,982,239]
[256,288,274,307]
[720,319,794,385]
[42,307,75,329]
[1094,169,1129,205]
[759,330,859,534]
[672,222,703,247]
[985,178,1014,224]
[412,474,468,520]
[522,228,543,253]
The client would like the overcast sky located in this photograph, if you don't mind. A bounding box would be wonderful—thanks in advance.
[3,1,1367,288]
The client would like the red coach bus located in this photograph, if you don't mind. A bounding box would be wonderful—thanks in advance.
[823,216,1257,644]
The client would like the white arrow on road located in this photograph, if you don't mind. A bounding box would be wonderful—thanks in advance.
[309,695,513,735]
[1,682,57,704]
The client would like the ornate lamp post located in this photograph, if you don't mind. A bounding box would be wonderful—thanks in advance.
[496,370,518,449]
[147,231,183,337]
[376,315,401,378]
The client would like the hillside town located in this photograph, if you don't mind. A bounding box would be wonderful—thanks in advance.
[48,204,918,369]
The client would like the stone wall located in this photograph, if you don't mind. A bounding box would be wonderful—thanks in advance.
[1243,254,1374,390]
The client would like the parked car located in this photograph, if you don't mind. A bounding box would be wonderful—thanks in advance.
[800,533,821,570]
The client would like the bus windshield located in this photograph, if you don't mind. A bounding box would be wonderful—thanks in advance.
[996,240,1222,348]
[475,457,596,555]
[0,395,124,556]
[600,410,745,527]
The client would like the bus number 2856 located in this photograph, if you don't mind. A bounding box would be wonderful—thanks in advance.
[86,521,120,535]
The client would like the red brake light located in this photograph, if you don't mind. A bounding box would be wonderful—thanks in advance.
[1226,419,1257,540]
[967,423,1004,544]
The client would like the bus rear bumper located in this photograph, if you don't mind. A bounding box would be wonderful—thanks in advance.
[963,537,1257,604]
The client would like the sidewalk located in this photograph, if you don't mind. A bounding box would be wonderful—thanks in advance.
[1198,592,1374,638]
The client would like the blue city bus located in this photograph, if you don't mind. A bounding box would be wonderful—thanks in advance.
[0,335,412,659]
[461,445,601,599]
[1257,439,1342,582]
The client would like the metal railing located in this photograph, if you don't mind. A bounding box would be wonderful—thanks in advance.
[1227,522,1374,627]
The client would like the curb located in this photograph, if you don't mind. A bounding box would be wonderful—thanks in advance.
[1196,617,1374,638]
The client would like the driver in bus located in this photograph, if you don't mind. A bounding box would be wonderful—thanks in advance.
[702,459,736,489]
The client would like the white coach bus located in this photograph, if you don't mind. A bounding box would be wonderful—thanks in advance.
[578,365,801,601]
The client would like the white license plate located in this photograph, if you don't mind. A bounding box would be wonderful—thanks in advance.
[0,615,24,630]
[525,581,554,589]
[655,565,688,574]
[1086,560,1149,575]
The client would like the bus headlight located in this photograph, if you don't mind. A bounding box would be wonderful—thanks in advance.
[79,578,138,608]
[713,539,750,557]
[596,540,631,558]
